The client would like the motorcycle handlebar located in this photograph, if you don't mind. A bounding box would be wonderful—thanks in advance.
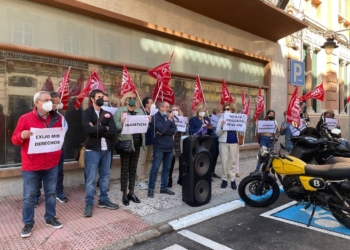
[284,155,294,162]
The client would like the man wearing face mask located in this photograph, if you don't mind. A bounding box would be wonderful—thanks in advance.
[83,89,118,217]
[34,92,69,207]
[12,91,65,238]
[147,101,177,198]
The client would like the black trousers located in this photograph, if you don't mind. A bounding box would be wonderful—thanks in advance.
[120,140,141,192]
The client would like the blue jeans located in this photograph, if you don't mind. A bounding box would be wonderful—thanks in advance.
[210,130,219,174]
[256,136,271,171]
[22,166,58,225]
[84,150,111,205]
[148,150,173,190]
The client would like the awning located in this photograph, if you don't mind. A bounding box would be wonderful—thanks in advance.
[165,0,308,42]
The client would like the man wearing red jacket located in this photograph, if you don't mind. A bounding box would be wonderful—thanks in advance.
[12,91,64,238]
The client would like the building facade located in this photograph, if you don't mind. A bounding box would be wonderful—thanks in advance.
[3,0,347,193]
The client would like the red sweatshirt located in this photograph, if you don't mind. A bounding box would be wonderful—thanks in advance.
[12,108,63,171]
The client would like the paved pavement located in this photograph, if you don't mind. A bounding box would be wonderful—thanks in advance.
[0,157,257,250]
[128,196,350,250]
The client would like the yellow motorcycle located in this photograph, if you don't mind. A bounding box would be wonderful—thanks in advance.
[238,136,350,228]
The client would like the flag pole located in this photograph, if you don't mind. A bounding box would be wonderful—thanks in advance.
[135,90,147,115]
[154,81,163,103]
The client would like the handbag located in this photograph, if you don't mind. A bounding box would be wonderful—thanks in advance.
[238,132,245,146]
[75,111,106,167]
[116,140,133,155]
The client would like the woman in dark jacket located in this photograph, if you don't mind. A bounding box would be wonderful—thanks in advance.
[188,103,212,135]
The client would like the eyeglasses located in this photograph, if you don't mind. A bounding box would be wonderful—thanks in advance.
[172,109,179,111]
[127,97,136,100]
[224,108,230,111]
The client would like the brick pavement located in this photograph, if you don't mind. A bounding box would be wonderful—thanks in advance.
[0,157,257,250]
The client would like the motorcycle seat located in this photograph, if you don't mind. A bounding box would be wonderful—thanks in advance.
[305,163,350,179]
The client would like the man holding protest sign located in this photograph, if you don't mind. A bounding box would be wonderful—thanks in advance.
[148,101,177,198]
[83,89,118,217]
[12,91,65,238]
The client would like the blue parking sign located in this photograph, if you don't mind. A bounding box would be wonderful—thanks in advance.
[290,59,305,86]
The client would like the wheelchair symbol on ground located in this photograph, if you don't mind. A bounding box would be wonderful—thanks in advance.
[260,201,350,239]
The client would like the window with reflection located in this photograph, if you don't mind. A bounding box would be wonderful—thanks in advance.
[0,50,264,168]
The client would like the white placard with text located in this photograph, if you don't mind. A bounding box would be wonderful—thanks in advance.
[102,106,118,115]
[210,114,219,127]
[174,116,188,132]
[122,115,149,134]
[325,118,338,130]
[28,127,66,154]
[257,120,277,133]
[222,113,247,132]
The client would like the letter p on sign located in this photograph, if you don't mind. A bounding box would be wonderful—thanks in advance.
[290,59,305,86]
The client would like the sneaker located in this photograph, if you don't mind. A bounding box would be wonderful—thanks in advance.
[21,224,34,238]
[84,204,93,217]
[98,200,119,210]
[34,197,40,208]
[160,188,175,195]
[137,182,148,190]
[45,217,63,229]
[231,181,237,190]
[221,180,228,188]
[56,193,68,203]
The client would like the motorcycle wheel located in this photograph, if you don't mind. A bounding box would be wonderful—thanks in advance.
[238,175,280,207]
[331,213,350,229]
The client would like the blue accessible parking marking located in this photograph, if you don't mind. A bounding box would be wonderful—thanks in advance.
[261,201,350,240]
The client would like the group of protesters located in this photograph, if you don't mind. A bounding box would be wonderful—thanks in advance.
[12,89,243,238]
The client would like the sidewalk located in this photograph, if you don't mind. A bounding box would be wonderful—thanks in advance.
[0,157,257,250]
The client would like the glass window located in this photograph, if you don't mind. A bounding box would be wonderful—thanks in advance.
[0,50,264,168]
[12,21,34,46]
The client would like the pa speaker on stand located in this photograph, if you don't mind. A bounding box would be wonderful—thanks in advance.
[182,135,212,207]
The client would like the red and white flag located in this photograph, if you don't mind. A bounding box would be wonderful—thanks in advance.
[74,69,105,109]
[253,87,265,122]
[121,63,137,98]
[242,89,251,115]
[286,87,300,127]
[191,75,205,111]
[149,52,175,104]
[56,67,70,110]
[244,97,251,116]
[346,96,350,104]
[220,79,234,105]
[41,77,54,92]
[300,82,324,102]
[69,73,84,97]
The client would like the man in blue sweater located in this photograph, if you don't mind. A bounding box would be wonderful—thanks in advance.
[148,101,177,198]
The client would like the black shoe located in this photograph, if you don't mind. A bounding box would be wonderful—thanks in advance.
[148,189,154,198]
[45,217,63,229]
[127,194,141,203]
[84,204,93,217]
[98,200,119,210]
[21,224,34,238]
[212,173,220,179]
[122,196,130,206]
[221,180,228,188]
[168,178,173,188]
[231,181,237,190]
[160,188,175,195]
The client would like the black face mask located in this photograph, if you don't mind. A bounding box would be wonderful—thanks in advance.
[268,116,275,120]
[95,98,104,107]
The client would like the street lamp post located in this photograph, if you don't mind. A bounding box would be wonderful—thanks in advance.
[320,28,350,54]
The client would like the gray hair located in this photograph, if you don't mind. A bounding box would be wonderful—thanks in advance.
[158,101,169,109]
[33,91,50,104]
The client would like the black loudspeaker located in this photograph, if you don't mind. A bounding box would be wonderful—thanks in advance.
[276,0,289,10]
[182,135,212,207]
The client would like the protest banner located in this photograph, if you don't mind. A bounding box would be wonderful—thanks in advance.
[325,118,338,130]
[174,116,188,132]
[102,107,118,115]
[222,113,247,132]
[28,127,66,154]
[210,114,219,127]
[257,120,277,133]
[122,115,149,134]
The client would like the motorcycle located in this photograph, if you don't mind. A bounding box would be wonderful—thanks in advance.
[238,134,350,228]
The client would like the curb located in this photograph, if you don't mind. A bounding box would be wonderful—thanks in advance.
[97,200,245,250]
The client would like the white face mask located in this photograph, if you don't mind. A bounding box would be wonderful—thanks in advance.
[224,110,230,114]
[42,101,53,112]
[199,112,205,117]
[56,103,63,110]
[172,111,178,116]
